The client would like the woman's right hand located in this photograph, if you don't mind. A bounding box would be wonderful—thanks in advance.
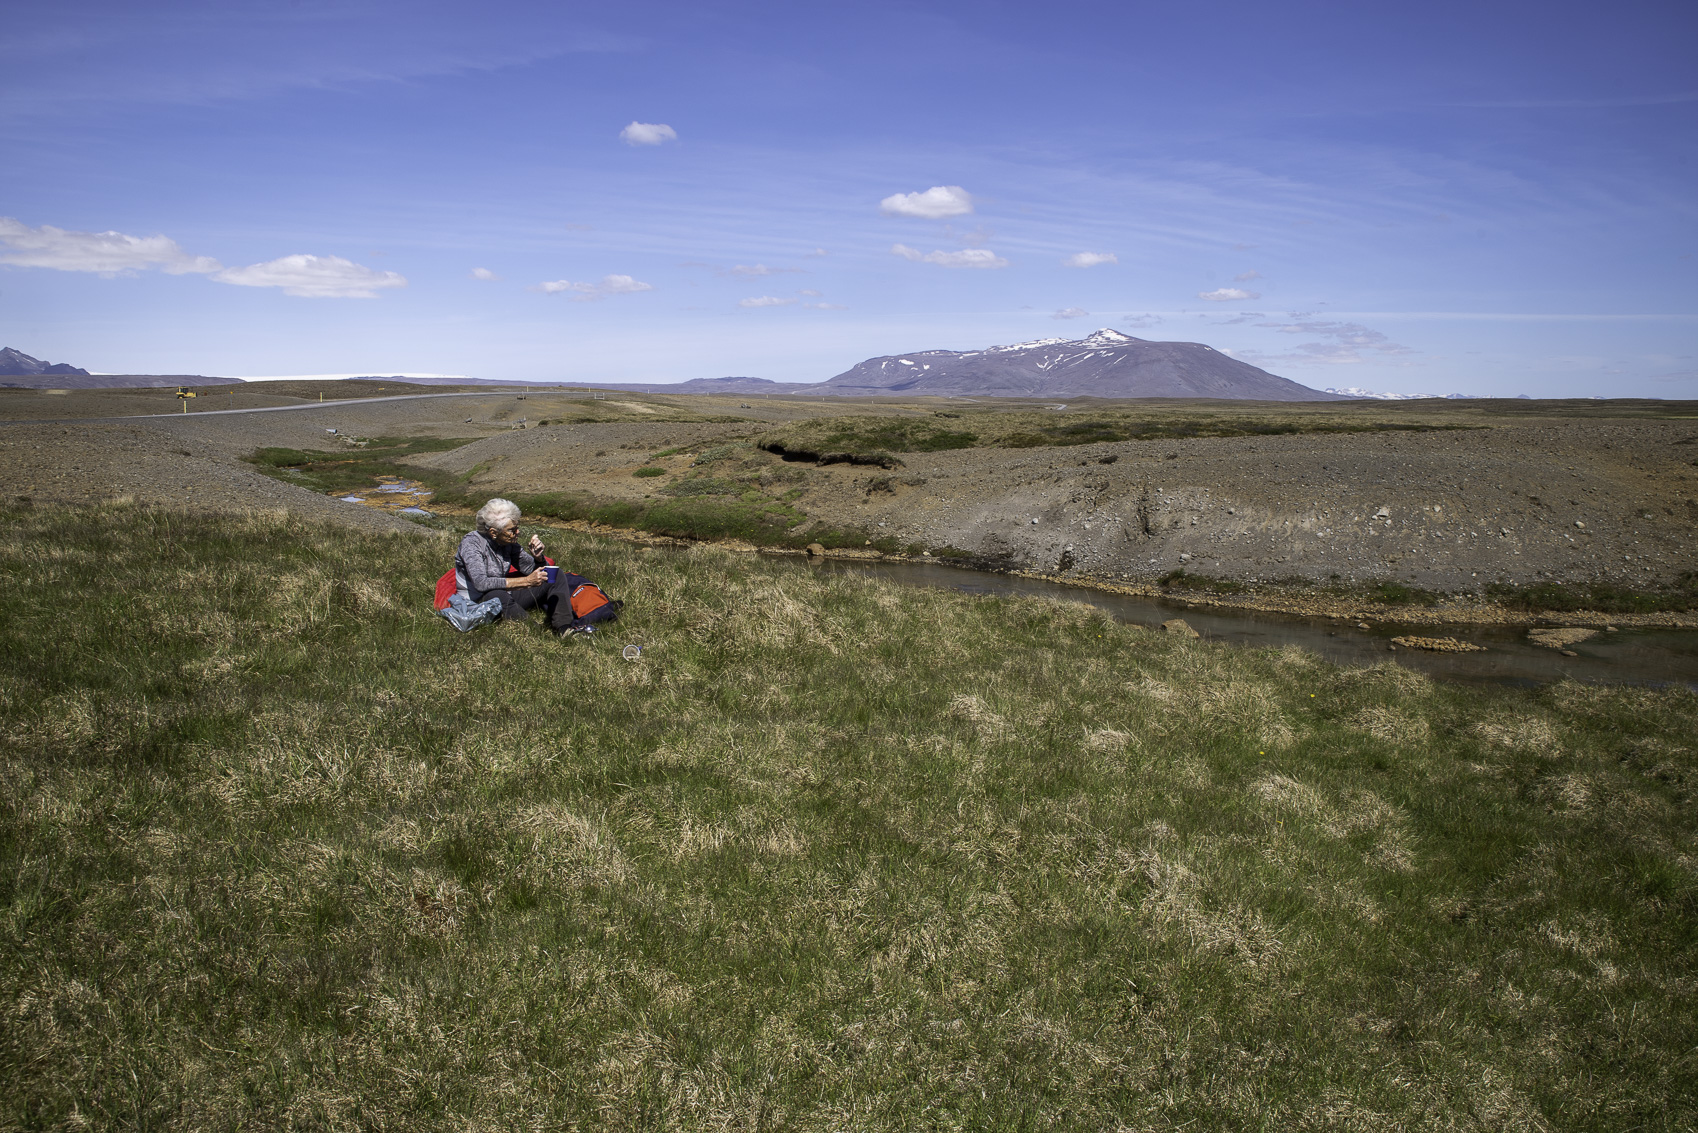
[514,568,549,588]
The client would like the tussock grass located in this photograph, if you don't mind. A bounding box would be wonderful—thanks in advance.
[1,502,1694,1130]
[755,412,1471,462]
[1487,574,1698,615]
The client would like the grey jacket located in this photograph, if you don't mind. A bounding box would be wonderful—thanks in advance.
[455,530,537,602]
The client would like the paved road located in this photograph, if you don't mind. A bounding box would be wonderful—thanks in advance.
[0,390,533,427]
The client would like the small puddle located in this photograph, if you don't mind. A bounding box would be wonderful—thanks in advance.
[335,476,435,518]
[809,558,1698,689]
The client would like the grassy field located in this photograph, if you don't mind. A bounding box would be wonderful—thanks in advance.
[5,503,1692,1130]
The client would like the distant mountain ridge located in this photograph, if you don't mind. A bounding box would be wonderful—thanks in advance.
[812,328,1344,400]
[1,331,1344,402]
[0,348,90,379]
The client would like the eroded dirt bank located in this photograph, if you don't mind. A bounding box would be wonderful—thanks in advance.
[418,409,1698,595]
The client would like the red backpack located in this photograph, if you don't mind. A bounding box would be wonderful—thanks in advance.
[567,580,616,619]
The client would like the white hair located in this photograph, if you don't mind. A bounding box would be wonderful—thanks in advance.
[475,498,520,533]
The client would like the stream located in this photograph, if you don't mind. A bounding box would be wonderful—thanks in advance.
[806,558,1698,690]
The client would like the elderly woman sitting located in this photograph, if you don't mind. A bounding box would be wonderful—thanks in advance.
[455,498,577,632]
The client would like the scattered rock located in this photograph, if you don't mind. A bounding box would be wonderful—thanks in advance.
[805,542,826,557]
[1561,649,1579,657]
[1574,520,1586,529]
[1528,627,1597,649]
[1357,622,1371,630]
[1161,618,1200,638]
[1392,635,1487,653]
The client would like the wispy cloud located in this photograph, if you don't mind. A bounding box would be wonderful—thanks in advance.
[739,295,795,308]
[620,121,677,146]
[214,254,405,298]
[1062,252,1117,268]
[1199,287,1260,301]
[1233,270,1262,282]
[470,267,499,281]
[538,274,653,301]
[1123,314,1162,328]
[803,247,829,258]
[727,263,800,277]
[0,217,220,276]
[891,244,1008,269]
[798,289,822,297]
[2,9,635,120]
[880,185,974,219]
[1052,307,1089,319]
[803,302,847,310]
[1242,316,1414,365]
[1451,91,1698,110]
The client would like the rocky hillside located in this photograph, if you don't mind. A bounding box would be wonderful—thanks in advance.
[0,348,89,379]
[814,328,1345,400]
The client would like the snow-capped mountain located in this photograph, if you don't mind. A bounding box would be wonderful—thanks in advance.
[1324,387,1484,400]
[814,328,1344,400]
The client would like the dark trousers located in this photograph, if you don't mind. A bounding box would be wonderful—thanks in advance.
[496,580,573,632]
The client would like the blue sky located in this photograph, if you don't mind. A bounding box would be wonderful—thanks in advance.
[2,0,1694,396]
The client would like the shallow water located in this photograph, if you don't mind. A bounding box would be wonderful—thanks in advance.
[806,558,1698,690]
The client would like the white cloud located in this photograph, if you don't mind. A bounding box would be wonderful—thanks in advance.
[1123,313,1162,328]
[739,295,796,308]
[538,273,654,301]
[804,247,829,258]
[891,243,1008,269]
[879,185,974,219]
[213,254,405,298]
[804,302,847,310]
[1062,252,1117,268]
[1198,287,1260,301]
[0,216,221,276]
[620,121,677,146]
[470,267,499,280]
[798,288,822,297]
[1233,270,1262,282]
[1052,307,1089,319]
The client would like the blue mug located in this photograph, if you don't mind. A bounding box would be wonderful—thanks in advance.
[544,564,559,583]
